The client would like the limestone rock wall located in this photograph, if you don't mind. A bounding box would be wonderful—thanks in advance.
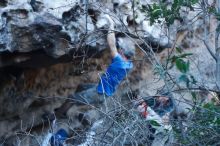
[0,0,214,145]
[0,0,171,68]
[0,1,171,141]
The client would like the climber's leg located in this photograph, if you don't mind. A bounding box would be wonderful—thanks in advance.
[55,85,106,118]
[68,86,105,105]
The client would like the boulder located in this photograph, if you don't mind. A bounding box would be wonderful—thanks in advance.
[0,0,173,68]
[0,0,175,144]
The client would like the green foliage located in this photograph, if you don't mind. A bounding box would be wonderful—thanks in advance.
[178,74,190,86]
[167,48,196,87]
[154,47,195,87]
[153,63,166,79]
[145,0,220,145]
[191,92,197,103]
[149,120,161,127]
[142,0,199,25]
[173,102,220,145]
[175,58,190,73]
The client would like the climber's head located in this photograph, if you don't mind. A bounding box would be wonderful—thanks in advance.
[117,37,135,60]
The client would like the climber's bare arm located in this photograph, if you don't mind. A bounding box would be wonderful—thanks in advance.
[104,14,118,58]
[107,30,118,58]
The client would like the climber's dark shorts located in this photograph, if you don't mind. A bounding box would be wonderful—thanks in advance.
[68,86,107,106]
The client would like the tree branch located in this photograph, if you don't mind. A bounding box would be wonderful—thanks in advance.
[202,40,217,61]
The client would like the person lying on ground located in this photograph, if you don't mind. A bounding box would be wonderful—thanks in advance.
[133,96,173,131]
[55,14,135,117]
[139,95,174,116]
[134,96,174,146]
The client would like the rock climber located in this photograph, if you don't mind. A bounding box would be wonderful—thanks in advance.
[55,14,135,117]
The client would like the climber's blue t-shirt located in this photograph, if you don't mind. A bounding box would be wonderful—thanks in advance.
[97,54,133,96]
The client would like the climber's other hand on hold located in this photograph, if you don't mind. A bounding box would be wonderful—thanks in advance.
[96,13,115,30]
[102,14,115,29]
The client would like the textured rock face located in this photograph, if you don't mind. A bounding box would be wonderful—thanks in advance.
[0,49,148,145]
[0,1,215,145]
[0,0,176,145]
[0,0,172,68]
[0,2,71,58]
